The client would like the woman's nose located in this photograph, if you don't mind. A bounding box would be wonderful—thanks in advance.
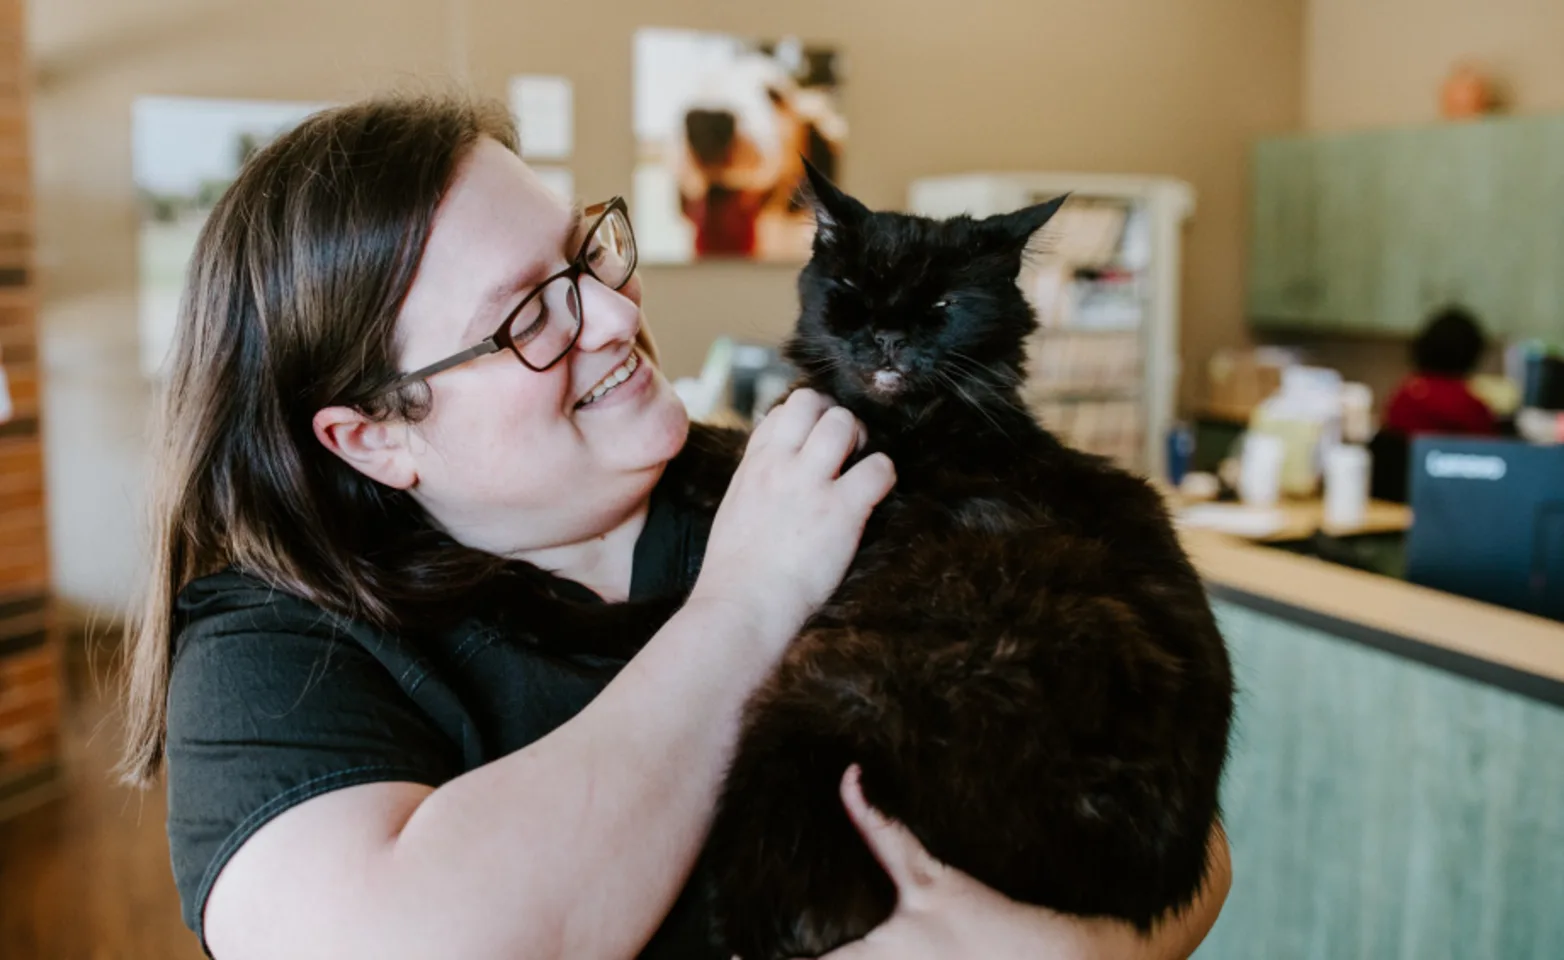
[573,273,641,352]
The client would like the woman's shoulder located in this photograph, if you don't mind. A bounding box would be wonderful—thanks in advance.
[179,566,334,623]
[171,567,389,665]
[163,570,464,947]
[178,566,309,610]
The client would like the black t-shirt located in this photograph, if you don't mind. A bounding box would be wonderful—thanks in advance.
[164,476,720,958]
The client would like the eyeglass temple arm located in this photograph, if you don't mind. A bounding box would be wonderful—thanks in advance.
[387,340,503,390]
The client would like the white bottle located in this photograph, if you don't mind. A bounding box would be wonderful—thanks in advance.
[1239,433,1287,509]
[1340,382,1375,444]
[1323,444,1371,532]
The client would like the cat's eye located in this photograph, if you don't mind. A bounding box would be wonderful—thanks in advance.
[933,299,950,309]
[839,278,859,291]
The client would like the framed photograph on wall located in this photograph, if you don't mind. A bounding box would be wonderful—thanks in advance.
[633,27,846,264]
[133,96,327,378]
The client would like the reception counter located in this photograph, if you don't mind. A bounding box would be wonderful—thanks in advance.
[1180,522,1564,958]
[1185,526,1564,705]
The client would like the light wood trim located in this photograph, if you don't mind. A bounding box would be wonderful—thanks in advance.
[1182,528,1564,686]
[1257,498,1411,541]
[1168,489,1412,542]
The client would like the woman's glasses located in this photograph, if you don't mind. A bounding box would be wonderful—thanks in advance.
[383,197,638,392]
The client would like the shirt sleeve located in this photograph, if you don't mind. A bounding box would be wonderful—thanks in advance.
[1448,383,1500,434]
[164,591,460,953]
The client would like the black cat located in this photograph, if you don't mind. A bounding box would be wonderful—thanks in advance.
[701,164,1234,959]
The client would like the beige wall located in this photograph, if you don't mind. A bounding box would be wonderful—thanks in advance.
[29,0,1304,621]
[1306,0,1564,130]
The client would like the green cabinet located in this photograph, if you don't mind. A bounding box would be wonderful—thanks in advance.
[1495,117,1564,341]
[1318,132,1393,332]
[1247,132,1399,332]
[1247,138,1327,324]
[1247,115,1564,341]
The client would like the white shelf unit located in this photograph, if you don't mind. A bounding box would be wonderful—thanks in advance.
[908,172,1195,479]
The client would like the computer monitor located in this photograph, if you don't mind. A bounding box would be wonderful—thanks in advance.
[1406,436,1564,622]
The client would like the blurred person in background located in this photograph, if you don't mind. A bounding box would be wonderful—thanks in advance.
[1384,305,1500,438]
[1372,305,1501,502]
[118,94,1230,960]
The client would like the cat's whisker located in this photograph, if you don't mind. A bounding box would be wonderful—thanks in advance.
[942,352,1002,380]
[974,373,1026,409]
[947,351,1024,390]
[792,349,851,378]
[940,359,1025,416]
[957,390,1012,439]
[933,369,1015,439]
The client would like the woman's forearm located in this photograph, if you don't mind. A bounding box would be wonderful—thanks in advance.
[384,596,792,959]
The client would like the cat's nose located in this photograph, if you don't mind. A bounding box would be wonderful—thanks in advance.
[873,331,906,364]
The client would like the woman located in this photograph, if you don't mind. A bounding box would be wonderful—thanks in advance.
[121,95,1230,959]
[1373,305,1499,501]
[1384,305,1498,438]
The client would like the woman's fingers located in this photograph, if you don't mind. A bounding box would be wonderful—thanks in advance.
[838,452,896,513]
[757,388,835,452]
[800,406,862,476]
[693,394,893,641]
[754,388,869,461]
[839,765,944,896]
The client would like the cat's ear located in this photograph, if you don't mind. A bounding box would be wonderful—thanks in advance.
[988,194,1070,252]
[801,157,868,247]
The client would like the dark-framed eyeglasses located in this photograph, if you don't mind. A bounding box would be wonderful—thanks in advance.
[382,196,638,393]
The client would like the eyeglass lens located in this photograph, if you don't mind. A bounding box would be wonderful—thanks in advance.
[508,279,582,368]
[586,207,636,289]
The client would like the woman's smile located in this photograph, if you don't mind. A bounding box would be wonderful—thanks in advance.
[574,348,650,412]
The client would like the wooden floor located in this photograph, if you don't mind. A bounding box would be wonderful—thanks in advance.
[0,637,206,960]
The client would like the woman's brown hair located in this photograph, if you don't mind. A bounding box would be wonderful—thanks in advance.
[119,94,598,786]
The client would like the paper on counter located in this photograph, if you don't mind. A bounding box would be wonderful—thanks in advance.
[1175,503,1287,539]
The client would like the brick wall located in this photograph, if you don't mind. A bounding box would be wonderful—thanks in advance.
[0,0,60,820]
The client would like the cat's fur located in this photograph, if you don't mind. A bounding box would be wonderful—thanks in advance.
[700,164,1234,960]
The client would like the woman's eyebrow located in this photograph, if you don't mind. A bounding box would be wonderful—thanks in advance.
[563,203,586,252]
[460,204,585,342]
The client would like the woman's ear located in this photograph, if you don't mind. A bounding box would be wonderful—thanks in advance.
[312,406,418,490]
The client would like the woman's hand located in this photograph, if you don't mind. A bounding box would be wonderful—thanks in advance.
[691,389,895,643]
[815,768,1232,960]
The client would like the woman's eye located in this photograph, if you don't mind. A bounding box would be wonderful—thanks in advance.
[512,308,548,344]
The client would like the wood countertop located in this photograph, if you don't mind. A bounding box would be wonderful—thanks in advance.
[1171,495,1411,542]
[1250,498,1411,542]
[1177,521,1564,703]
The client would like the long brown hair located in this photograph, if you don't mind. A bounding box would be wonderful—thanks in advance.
[120,95,539,785]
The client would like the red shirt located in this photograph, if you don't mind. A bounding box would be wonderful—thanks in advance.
[1384,375,1498,436]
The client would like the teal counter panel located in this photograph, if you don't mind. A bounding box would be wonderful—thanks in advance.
[1197,601,1564,959]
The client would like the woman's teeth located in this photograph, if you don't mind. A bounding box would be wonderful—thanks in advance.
[577,352,640,409]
